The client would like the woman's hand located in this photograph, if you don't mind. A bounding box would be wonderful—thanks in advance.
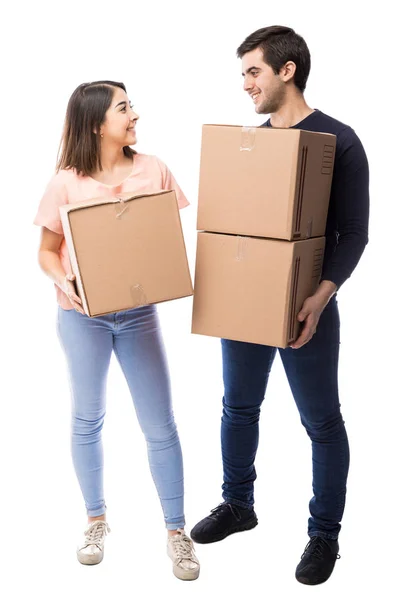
[38,227,85,315]
[62,274,85,314]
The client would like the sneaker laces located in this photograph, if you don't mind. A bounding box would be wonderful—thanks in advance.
[210,502,241,521]
[83,521,110,549]
[301,537,341,561]
[170,532,199,566]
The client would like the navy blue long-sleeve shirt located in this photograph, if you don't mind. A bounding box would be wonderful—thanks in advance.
[263,110,370,289]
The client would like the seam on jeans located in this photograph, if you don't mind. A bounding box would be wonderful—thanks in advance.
[87,505,107,516]
[166,522,186,530]
[223,496,253,510]
[166,518,186,524]
[309,531,338,541]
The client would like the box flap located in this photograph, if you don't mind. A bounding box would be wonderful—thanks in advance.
[59,189,170,215]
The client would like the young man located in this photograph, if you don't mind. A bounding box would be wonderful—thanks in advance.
[191,26,369,586]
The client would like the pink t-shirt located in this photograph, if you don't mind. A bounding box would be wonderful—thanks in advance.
[34,153,189,310]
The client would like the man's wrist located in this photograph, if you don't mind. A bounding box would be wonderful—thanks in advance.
[314,280,337,306]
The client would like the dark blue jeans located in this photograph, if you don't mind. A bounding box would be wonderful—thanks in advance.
[221,296,349,540]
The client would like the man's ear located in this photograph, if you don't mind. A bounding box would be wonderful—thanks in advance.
[280,61,297,83]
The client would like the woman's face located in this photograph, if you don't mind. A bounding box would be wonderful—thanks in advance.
[100,87,139,147]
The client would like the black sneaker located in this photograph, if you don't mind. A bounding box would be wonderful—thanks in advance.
[295,536,341,585]
[190,502,258,544]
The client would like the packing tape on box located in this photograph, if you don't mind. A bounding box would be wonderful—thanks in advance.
[235,236,247,261]
[114,196,129,219]
[130,283,148,307]
[306,218,313,239]
[240,127,256,151]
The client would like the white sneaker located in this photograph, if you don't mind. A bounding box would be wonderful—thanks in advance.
[167,529,200,580]
[77,520,110,565]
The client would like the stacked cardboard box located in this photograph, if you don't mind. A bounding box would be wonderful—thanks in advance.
[60,190,193,317]
[192,125,336,348]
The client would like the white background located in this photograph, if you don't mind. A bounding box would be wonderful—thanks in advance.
[1,1,399,598]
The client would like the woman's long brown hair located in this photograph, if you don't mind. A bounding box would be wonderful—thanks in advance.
[57,80,135,177]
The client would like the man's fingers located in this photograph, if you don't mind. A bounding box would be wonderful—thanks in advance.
[291,332,309,349]
[291,319,316,349]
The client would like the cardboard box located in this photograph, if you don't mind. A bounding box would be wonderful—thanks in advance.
[197,125,336,240]
[59,190,193,317]
[191,232,326,348]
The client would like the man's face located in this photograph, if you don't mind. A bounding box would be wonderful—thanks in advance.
[242,48,286,114]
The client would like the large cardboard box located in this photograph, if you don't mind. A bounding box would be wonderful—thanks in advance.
[192,232,326,348]
[197,125,336,240]
[59,190,193,317]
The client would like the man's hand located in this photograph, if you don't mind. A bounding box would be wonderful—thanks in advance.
[290,280,337,350]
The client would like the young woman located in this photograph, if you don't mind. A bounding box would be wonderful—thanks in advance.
[34,80,199,581]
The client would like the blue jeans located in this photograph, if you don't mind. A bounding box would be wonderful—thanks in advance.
[57,304,185,529]
[221,296,349,540]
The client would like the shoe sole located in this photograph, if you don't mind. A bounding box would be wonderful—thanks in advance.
[77,550,104,566]
[191,516,258,544]
[296,575,330,586]
[172,564,200,581]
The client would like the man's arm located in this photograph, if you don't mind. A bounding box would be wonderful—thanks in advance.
[321,129,370,288]
[291,129,369,349]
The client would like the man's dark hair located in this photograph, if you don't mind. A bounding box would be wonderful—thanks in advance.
[237,26,311,93]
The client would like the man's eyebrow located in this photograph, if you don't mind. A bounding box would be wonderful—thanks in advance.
[242,66,260,76]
